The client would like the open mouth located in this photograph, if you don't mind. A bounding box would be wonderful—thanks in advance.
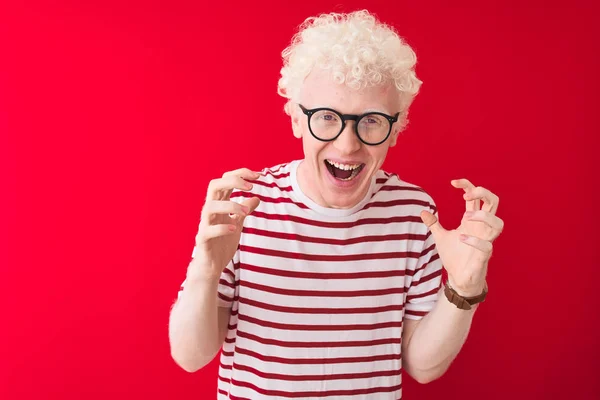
[324,159,365,181]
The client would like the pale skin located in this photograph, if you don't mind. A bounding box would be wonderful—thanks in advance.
[402,179,503,383]
[169,168,261,372]
[169,75,505,382]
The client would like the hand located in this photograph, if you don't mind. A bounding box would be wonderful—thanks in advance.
[189,168,261,281]
[420,179,504,296]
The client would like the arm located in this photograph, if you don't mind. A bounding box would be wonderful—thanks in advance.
[401,287,480,383]
[168,259,231,372]
[168,168,261,372]
[403,179,503,383]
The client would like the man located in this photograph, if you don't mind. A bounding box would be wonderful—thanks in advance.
[169,9,504,399]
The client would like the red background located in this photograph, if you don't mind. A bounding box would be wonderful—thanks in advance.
[1,1,598,399]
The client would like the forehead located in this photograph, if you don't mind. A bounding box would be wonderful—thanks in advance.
[299,68,399,114]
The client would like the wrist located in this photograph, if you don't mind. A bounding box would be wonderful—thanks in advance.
[186,258,222,285]
[444,280,488,310]
[447,275,486,297]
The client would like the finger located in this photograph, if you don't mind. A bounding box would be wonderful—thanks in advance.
[465,211,504,233]
[222,168,261,180]
[202,200,249,220]
[420,210,446,238]
[231,196,262,224]
[459,234,493,255]
[206,175,256,200]
[452,179,480,212]
[196,224,237,242]
[464,186,499,214]
[240,196,261,215]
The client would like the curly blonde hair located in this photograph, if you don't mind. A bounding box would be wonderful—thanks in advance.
[277,10,423,131]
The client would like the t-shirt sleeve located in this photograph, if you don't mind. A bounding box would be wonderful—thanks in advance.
[404,208,444,320]
[178,246,239,309]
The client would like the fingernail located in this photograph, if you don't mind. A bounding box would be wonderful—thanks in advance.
[242,206,249,214]
[245,182,252,189]
[460,234,469,241]
[465,211,474,218]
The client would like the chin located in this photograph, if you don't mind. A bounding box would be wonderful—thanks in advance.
[321,182,369,209]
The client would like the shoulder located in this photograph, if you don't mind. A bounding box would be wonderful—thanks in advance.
[373,169,437,214]
[231,161,295,201]
[257,162,293,181]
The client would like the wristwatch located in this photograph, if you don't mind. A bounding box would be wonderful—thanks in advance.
[444,281,488,310]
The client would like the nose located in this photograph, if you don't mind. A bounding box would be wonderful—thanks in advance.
[333,122,361,154]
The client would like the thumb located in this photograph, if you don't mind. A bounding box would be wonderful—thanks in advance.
[420,210,445,237]
[241,196,261,217]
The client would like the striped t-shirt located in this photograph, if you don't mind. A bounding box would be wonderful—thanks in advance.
[182,160,443,399]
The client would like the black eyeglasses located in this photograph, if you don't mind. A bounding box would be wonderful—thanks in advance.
[299,104,400,146]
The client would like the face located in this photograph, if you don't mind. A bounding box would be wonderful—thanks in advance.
[291,68,402,209]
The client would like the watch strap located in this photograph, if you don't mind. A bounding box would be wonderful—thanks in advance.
[444,281,488,310]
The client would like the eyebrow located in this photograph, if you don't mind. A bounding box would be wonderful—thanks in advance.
[310,105,393,115]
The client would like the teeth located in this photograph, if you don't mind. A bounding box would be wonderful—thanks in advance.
[326,159,361,171]
[339,167,361,181]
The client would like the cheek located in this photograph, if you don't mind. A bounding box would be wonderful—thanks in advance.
[367,146,390,167]
[302,135,328,158]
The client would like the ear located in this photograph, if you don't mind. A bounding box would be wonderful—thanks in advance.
[291,107,302,139]
[388,128,400,147]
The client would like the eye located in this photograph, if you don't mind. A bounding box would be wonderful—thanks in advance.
[315,111,339,123]
[363,115,384,125]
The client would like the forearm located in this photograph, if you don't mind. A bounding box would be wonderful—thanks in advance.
[403,288,479,382]
[168,260,222,372]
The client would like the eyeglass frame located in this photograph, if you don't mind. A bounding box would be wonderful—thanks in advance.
[298,104,401,146]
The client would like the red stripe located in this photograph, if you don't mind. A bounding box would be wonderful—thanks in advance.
[240,245,420,262]
[419,242,436,259]
[379,185,425,193]
[226,323,237,331]
[261,170,290,179]
[218,388,248,399]
[250,210,422,228]
[232,361,402,382]
[223,268,235,279]
[363,198,433,210]
[237,328,401,348]
[240,279,405,297]
[233,191,430,211]
[219,278,235,289]
[260,164,287,176]
[411,268,443,286]
[405,309,428,317]
[227,395,251,400]
[238,313,403,331]
[231,191,309,209]
[235,344,401,364]
[220,361,233,370]
[251,179,293,191]
[406,286,441,301]
[241,262,406,279]
[229,377,401,398]
[407,252,440,277]
[242,227,426,245]
[218,292,234,303]
[239,296,404,314]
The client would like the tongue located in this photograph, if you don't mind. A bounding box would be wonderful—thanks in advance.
[333,165,353,179]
